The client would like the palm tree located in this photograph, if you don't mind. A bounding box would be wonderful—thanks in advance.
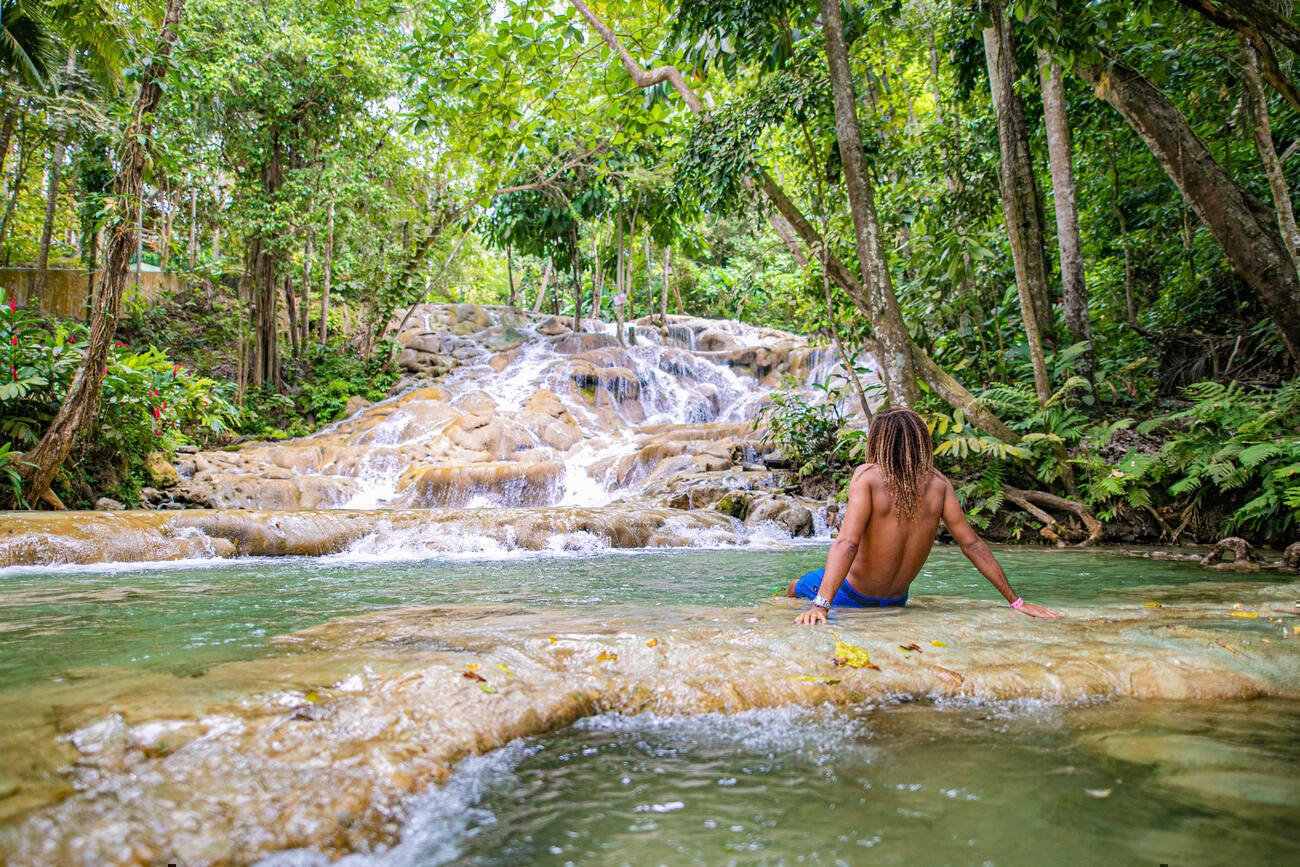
[0,0,55,88]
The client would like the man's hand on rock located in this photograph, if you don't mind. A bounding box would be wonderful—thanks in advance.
[1016,601,1063,619]
[794,606,829,626]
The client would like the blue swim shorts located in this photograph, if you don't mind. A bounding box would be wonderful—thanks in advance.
[792,568,908,608]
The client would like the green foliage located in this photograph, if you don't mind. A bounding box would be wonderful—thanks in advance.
[756,377,868,490]
[0,289,240,505]
[1149,381,1300,542]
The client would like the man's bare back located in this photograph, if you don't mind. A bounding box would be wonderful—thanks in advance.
[789,463,1062,625]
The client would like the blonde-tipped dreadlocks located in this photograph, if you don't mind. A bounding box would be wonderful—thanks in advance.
[863,407,934,520]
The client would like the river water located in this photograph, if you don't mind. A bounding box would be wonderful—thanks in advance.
[1,545,1297,864]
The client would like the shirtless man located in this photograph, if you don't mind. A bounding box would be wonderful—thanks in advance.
[790,406,1062,625]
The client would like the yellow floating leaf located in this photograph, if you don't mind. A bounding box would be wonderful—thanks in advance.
[480,683,496,694]
[1144,602,1162,608]
[496,663,514,676]
[466,663,481,670]
[1214,639,1242,655]
[1229,611,1259,619]
[831,632,876,669]
[930,640,947,648]
[788,675,841,684]
[646,637,658,647]
[304,690,319,703]
[1260,638,1275,644]
[1294,625,1300,633]
[547,636,558,644]
[595,650,617,662]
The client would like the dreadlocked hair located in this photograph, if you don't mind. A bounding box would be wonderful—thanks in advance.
[864,406,934,520]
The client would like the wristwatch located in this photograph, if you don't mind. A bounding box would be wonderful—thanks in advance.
[813,594,831,610]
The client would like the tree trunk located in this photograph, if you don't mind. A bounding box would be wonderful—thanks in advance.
[983,8,1053,406]
[17,0,186,506]
[284,273,300,359]
[0,110,14,183]
[0,126,34,250]
[1108,147,1140,331]
[1242,38,1300,275]
[1038,50,1094,374]
[660,245,670,323]
[643,232,652,321]
[300,226,313,346]
[570,232,583,332]
[1079,56,1300,361]
[186,187,198,277]
[819,0,921,408]
[319,198,334,343]
[507,245,517,309]
[33,51,78,297]
[589,234,603,318]
[34,138,69,293]
[533,257,552,313]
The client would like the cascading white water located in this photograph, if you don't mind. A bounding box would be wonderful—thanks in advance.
[176,305,884,535]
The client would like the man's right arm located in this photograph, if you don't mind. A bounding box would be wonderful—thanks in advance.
[939,478,1062,620]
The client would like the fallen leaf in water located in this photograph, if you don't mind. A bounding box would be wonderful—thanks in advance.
[1144,602,1162,608]
[304,690,319,703]
[832,633,878,669]
[899,643,922,652]
[1230,611,1259,618]
[496,663,514,676]
[930,640,947,648]
[1084,788,1112,798]
[1214,639,1243,655]
[462,670,487,682]
[788,675,841,684]
[1260,638,1275,644]
[480,683,496,694]
[596,651,617,662]
[547,636,558,644]
[930,664,964,687]
[646,637,658,647]
[466,664,481,670]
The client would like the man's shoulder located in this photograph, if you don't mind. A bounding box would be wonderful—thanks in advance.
[852,463,882,483]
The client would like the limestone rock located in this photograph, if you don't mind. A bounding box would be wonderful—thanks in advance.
[93,497,125,511]
[343,396,371,417]
[144,451,180,488]
[745,496,815,537]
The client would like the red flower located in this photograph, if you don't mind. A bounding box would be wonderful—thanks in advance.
[68,335,76,344]
[103,365,108,374]
[8,298,14,313]
[154,429,161,435]
[153,407,161,419]
[10,336,15,347]
[9,365,15,381]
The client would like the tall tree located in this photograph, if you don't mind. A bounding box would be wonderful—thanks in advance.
[1077,55,1300,361]
[983,1,1054,405]
[1038,49,1093,374]
[819,0,921,407]
[18,0,185,505]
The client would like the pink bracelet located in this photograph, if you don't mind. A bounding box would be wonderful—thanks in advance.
[1010,597,1025,609]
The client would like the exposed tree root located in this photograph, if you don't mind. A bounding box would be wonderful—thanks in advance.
[1003,487,1104,547]
[1201,536,1263,571]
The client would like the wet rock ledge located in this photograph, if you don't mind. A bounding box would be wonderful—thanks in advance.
[1,583,1297,864]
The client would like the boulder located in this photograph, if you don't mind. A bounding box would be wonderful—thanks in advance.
[745,496,815,537]
[443,412,536,457]
[94,497,125,511]
[536,316,572,337]
[343,396,371,417]
[144,452,180,487]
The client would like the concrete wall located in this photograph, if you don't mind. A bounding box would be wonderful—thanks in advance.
[0,268,178,319]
